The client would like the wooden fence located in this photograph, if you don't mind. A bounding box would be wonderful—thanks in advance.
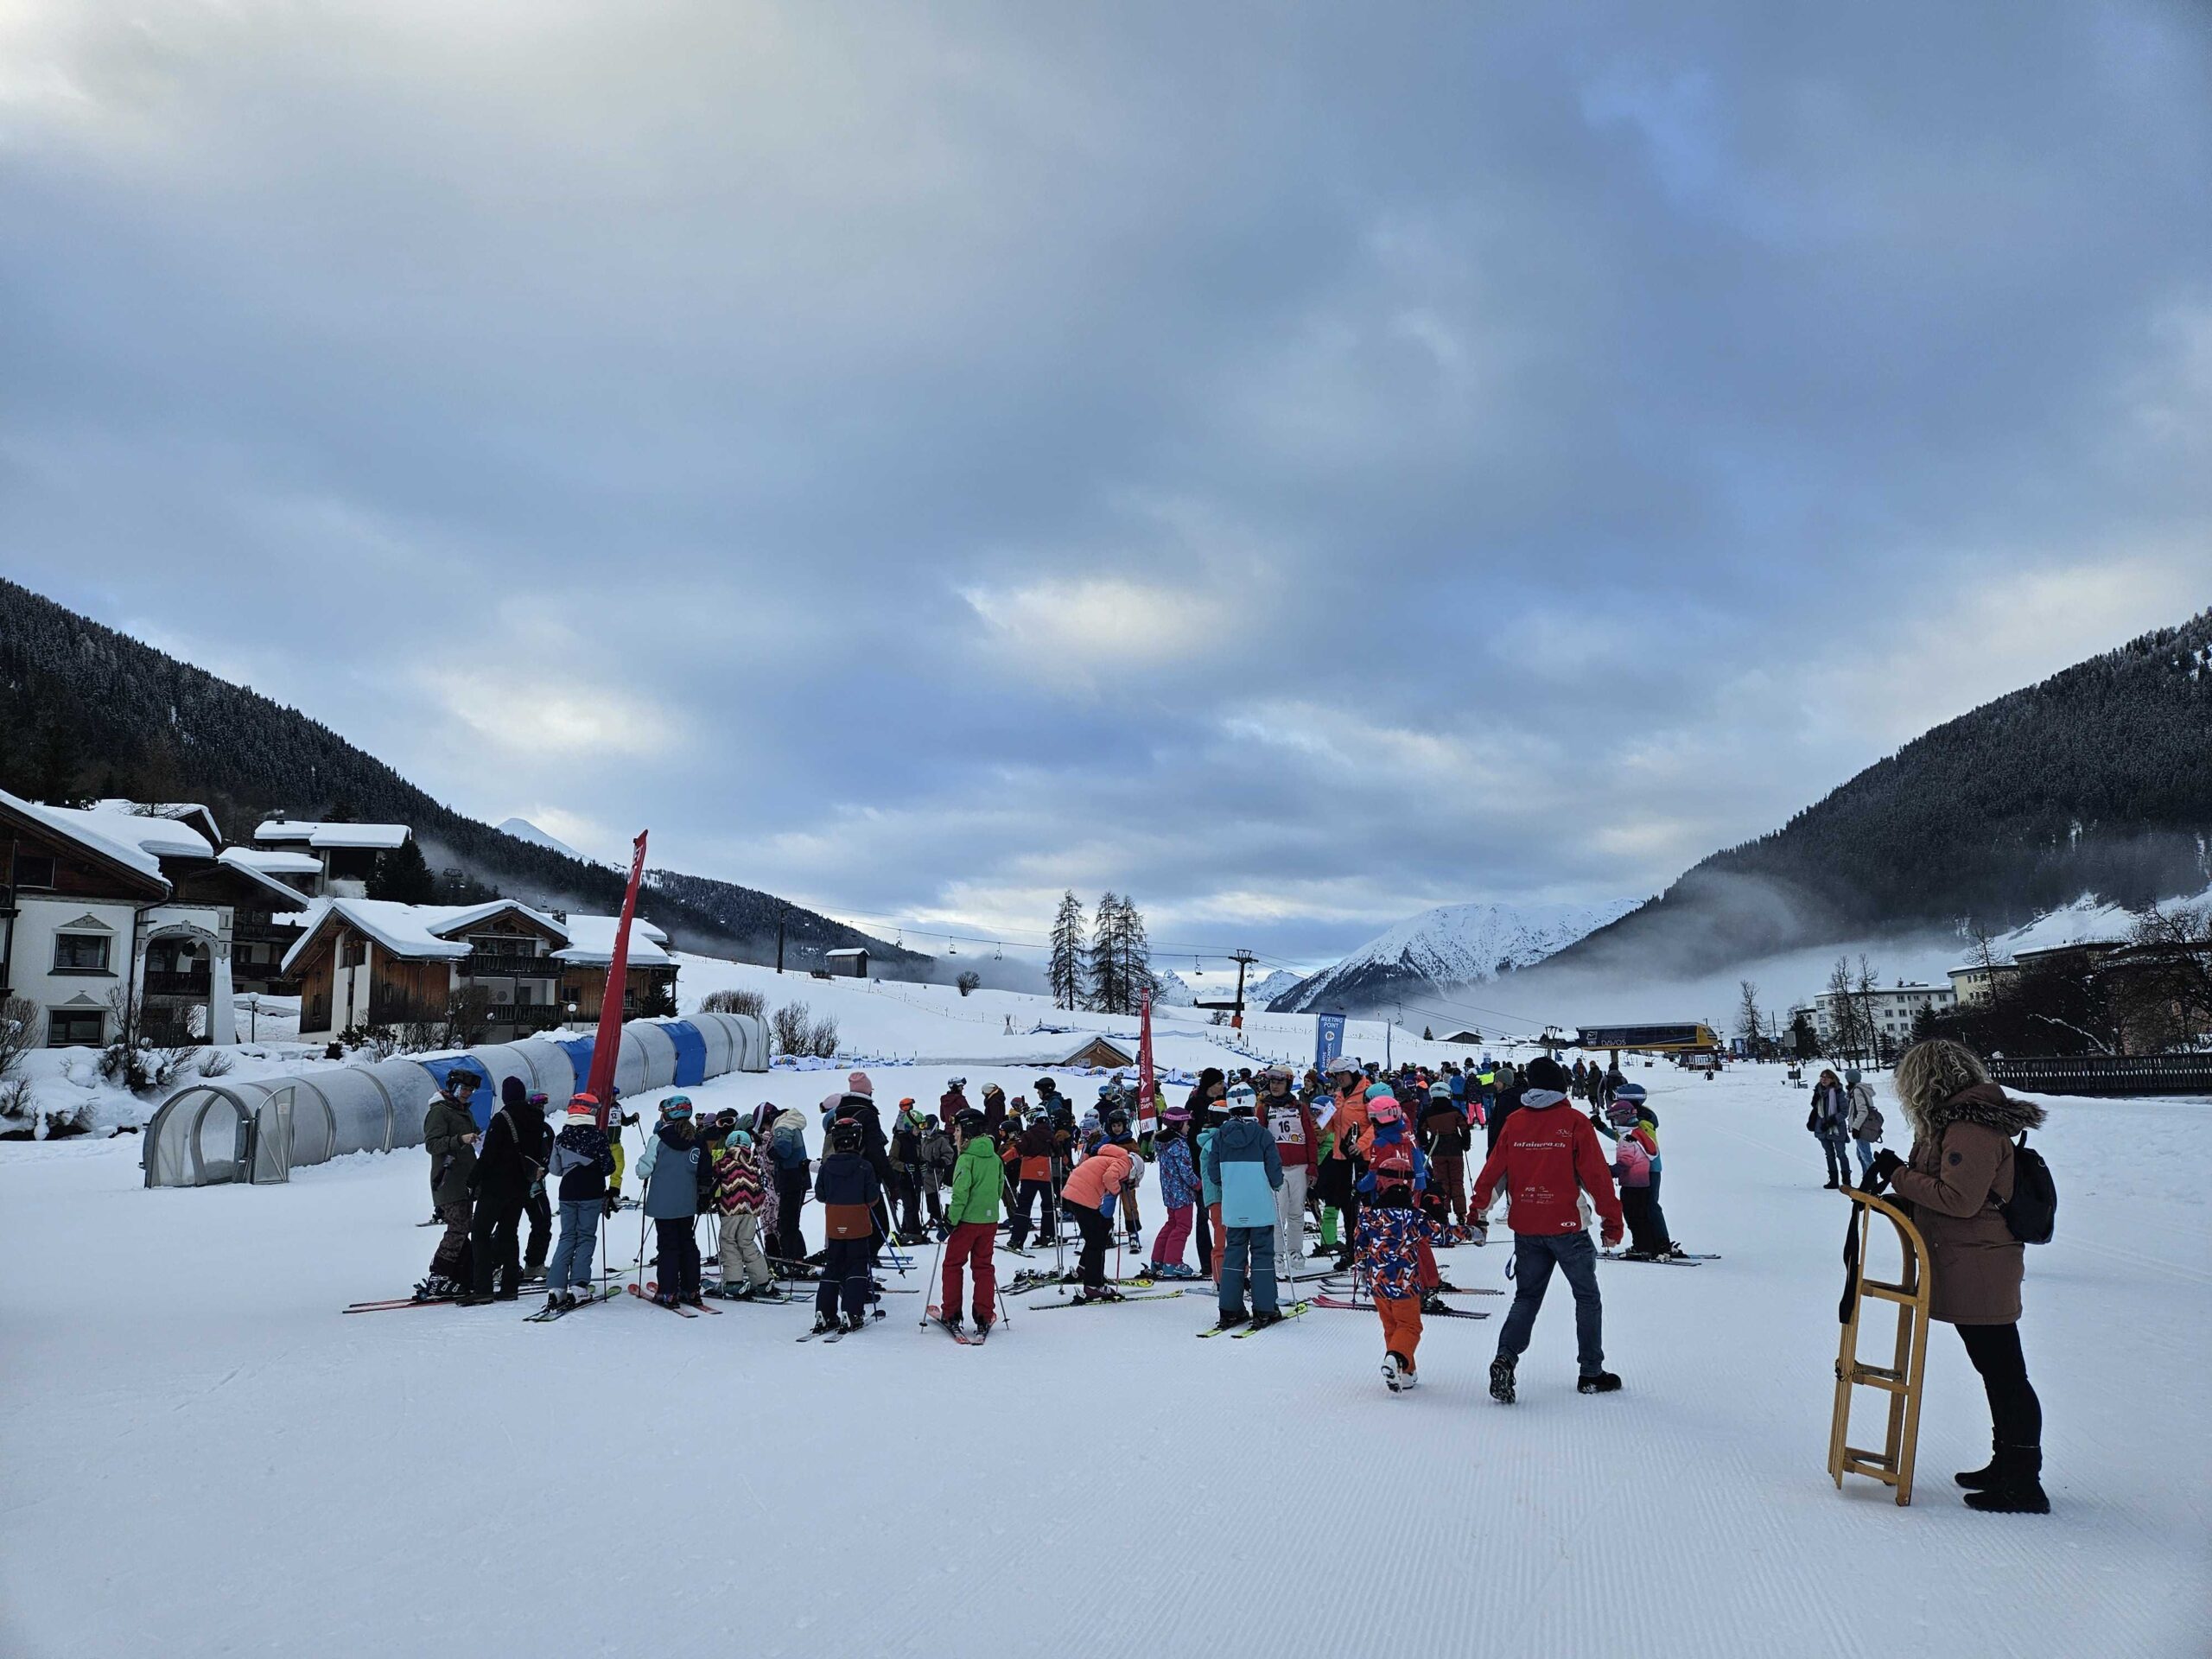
[1987,1054,2212,1099]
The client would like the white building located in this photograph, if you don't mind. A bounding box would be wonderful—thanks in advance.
[1,791,308,1048]
[1808,981,1958,1051]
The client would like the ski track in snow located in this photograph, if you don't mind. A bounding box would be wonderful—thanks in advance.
[1,1061,2206,1657]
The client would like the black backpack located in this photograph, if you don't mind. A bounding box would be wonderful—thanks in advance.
[1999,1133,2056,1244]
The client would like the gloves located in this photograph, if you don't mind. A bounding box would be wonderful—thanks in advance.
[1869,1149,1905,1185]
[603,1192,620,1217]
[1600,1220,1624,1249]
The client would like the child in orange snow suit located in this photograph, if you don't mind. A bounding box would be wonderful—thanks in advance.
[1357,1175,1441,1392]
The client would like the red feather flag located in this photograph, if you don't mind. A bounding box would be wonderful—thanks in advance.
[585,830,649,1129]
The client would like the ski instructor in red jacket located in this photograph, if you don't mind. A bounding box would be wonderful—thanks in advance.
[1471,1054,1625,1403]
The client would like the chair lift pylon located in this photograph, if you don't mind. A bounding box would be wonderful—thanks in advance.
[1829,1184,1933,1505]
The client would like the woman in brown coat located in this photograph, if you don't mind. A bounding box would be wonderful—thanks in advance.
[1870,1039,2049,1514]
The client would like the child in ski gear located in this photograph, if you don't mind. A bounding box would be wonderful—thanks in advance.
[1007,1112,1059,1250]
[544,1093,615,1308]
[1196,1105,1226,1281]
[1263,1065,1320,1282]
[1103,1107,1146,1247]
[418,1070,481,1299]
[890,1102,930,1242]
[638,1096,711,1306]
[920,1115,956,1236]
[1472,1056,1624,1401]
[1059,1129,1137,1300]
[765,1103,811,1264]
[1205,1094,1285,1326]
[710,1129,774,1297]
[1147,1109,1200,1277]
[813,1112,885,1332]
[1357,1176,1440,1391]
[503,1077,555,1285]
[1418,1080,1473,1231]
[939,1108,1001,1332]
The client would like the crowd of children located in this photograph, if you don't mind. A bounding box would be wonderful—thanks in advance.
[418,1048,1700,1399]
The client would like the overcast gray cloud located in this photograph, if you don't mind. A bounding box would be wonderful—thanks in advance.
[3,2,2207,967]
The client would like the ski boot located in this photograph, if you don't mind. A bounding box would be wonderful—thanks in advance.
[544,1291,563,1313]
[810,1311,839,1336]
[842,1311,869,1334]
[1382,1351,1405,1393]
[1489,1353,1517,1404]
[559,1290,579,1311]
[1073,1287,1125,1305]
[1421,1290,1451,1315]
[1249,1309,1286,1332]
[941,1312,964,1335]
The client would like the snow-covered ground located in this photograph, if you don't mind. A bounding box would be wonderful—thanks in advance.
[2,1050,2204,1656]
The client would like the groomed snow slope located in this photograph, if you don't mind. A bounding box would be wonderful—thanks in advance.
[2,1061,2204,1656]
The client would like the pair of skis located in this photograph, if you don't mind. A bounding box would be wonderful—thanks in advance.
[630,1281,720,1317]
[1597,1250,1719,1265]
[1195,1300,1313,1338]
[1027,1288,1186,1309]
[924,1306,990,1345]
[524,1284,626,1322]
[798,1307,886,1344]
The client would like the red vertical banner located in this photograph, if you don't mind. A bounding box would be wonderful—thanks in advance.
[585,830,649,1128]
[1136,989,1157,1129]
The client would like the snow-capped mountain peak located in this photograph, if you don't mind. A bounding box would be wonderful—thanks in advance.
[1274,898,1639,1015]
[498,817,592,863]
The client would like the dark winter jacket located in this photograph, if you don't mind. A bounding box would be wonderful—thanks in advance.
[550,1122,615,1203]
[472,1103,550,1206]
[814,1151,883,1240]
[921,1127,957,1187]
[840,1094,893,1184]
[424,1092,480,1208]
[1419,1097,1471,1157]
[1891,1082,2044,1325]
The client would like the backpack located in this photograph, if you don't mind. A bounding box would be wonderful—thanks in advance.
[1859,1103,1885,1141]
[1367,1119,1415,1189]
[769,1120,807,1170]
[1999,1134,2056,1244]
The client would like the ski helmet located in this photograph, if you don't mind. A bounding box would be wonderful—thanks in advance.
[830,1115,863,1154]
[662,1095,694,1119]
[955,1107,987,1135]
[1103,1108,1130,1136]
[1364,1081,1396,1103]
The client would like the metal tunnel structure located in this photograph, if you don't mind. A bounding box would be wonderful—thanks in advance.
[141,1012,769,1188]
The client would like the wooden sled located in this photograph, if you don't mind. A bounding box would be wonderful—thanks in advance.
[1828,1186,1932,1505]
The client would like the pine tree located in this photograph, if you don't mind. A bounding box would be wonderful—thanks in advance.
[1049,890,1087,1011]
[1118,896,1156,1012]
[1088,893,1125,1015]
[368,839,436,904]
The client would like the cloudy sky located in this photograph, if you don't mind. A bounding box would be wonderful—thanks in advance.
[3,3,2207,969]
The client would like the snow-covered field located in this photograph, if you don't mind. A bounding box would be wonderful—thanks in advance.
[2,1046,2204,1657]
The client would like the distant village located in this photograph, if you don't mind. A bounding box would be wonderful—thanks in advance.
[0,790,677,1052]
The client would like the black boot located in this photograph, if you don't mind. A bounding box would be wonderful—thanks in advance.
[1962,1446,2049,1514]
[1955,1440,2001,1491]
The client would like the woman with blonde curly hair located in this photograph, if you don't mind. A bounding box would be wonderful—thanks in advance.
[1867,1039,2050,1514]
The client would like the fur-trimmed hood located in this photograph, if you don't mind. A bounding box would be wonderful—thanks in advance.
[1910,1080,2045,1143]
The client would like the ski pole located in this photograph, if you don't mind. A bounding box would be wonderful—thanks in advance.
[918,1226,949,1327]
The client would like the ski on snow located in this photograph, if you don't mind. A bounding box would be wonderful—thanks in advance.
[801,1309,887,1344]
[1311,1294,1489,1319]
[1598,1251,1719,1264]
[924,1305,988,1345]
[342,1294,455,1313]
[645,1281,721,1312]
[1027,1288,1186,1309]
[628,1283,700,1317]
[524,1285,626,1322]
[1197,1300,1313,1338]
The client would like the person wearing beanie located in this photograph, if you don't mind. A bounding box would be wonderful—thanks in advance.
[1472,1054,1624,1401]
[834,1073,895,1266]
[543,1093,615,1310]
[415,1070,482,1300]
[937,1109,1001,1337]
[461,1075,551,1306]
[708,1128,775,1299]
[1204,1091,1286,1331]
[637,1096,712,1306]
[1146,1108,1201,1280]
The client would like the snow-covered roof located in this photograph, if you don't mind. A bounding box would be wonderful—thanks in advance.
[214,849,316,912]
[86,799,224,847]
[254,821,411,850]
[0,787,171,891]
[280,898,563,974]
[825,947,868,958]
[41,804,214,862]
[224,848,324,876]
[551,913,672,967]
